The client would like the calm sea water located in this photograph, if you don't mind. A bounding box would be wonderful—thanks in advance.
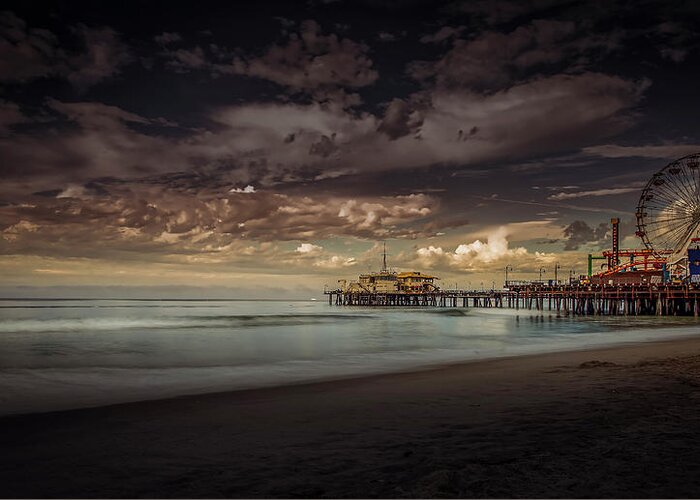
[1,298,699,415]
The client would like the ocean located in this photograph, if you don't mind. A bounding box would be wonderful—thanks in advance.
[1,298,699,416]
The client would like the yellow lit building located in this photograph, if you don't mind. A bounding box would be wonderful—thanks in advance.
[336,243,439,294]
[396,271,438,292]
[339,270,439,294]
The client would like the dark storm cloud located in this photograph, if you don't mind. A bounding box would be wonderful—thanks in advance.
[308,134,339,158]
[65,25,132,90]
[154,32,182,45]
[0,69,648,192]
[446,0,700,66]
[163,46,208,73]
[0,99,186,183]
[652,21,700,63]
[443,0,565,26]
[0,11,65,82]
[562,220,609,250]
[153,19,378,107]
[377,98,422,140]
[0,100,27,135]
[230,20,378,91]
[408,19,620,90]
[0,11,130,89]
[377,31,406,42]
[419,26,464,44]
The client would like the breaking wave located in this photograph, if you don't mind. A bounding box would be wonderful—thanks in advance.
[0,313,375,333]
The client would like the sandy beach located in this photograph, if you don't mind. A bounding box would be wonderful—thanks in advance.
[2,336,700,498]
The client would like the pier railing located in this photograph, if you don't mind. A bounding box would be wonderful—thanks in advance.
[324,284,700,316]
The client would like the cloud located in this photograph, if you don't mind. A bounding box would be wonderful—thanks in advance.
[444,0,561,26]
[562,220,609,250]
[56,184,93,199]
[409,19,621,90]
[0,181,440,264]
[377,31,405,42]
[0,99,191,183]
[415,227,555,272]
[313,255,356,268]
[335,196,433,232]
[0,69,647,191]
[1,220,39,242]
[296,242,323,253]
[377,98,423,140]
[548,187,640,200]
[453,228,527,264]
[583,143,700,159]
[51,98,140,122]
[229,185,256,194]
[66,25,132,89]
[0,100,28,135]
[309,134,339,158]
[653,21,697,63]
[399,73,647,164]
[154,32,182,45]
[419,26,464,44]
[0,11,66,82]
[164,46,208,72]
[292,242,358,270]
[230,20,378,91]
[659,47,687,62]
[211,72,646,179]
[0,12,130,89]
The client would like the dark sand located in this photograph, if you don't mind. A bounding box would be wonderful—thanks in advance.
[3,337,700,498]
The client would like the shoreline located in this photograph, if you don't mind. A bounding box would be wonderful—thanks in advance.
[3,334,700,497]
[3,329,700,419]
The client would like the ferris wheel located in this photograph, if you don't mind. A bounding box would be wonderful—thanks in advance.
[636,153,700,260]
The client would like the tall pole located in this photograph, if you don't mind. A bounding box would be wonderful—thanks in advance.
[382,241,387,272]
[504,265,513,287]
[554,263,561,284]
[611,218,620,267]
[539,267,546,282]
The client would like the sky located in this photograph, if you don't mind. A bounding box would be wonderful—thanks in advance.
[1,0,699,297]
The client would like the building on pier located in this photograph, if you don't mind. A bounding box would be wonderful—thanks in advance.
[336,243,439,294]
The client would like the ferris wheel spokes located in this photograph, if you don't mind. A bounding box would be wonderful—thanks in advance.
[636,153,700,258]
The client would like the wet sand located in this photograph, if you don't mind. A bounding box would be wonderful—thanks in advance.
[2,336,700,498]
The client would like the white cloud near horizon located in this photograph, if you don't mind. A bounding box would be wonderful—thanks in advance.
[414,226,556,272]
[229,185,256,194]
[296,242,323,253]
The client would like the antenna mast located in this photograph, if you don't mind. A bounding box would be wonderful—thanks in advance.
[382,241,387,272]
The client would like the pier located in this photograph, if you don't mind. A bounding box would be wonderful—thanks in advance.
[325,284,700,316]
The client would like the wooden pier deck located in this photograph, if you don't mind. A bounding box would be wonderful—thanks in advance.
[325,284,700,316]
